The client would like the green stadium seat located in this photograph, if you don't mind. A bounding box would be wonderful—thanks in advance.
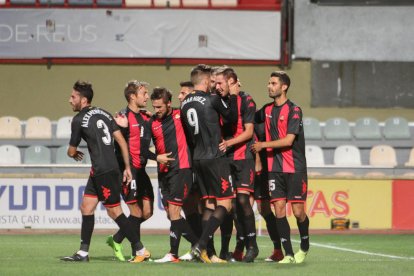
[305,145,325,166]
[24,145,52,164]
[10,0,36,4]
[97,0,122,6]
[56,145,79,164]
[324,117,352,140]
[39,0,65,5]
[68,0,93,6]
[303,117,322,140]
[334,145,361,166]
[0,145,21,165]
[383,116,411,139]
[353,117,381,140]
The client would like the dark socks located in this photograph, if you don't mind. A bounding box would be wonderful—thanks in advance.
[169,219,182,257]
[202,208,216,255]
[219,213,233,255]
[297,216,310,251]
[237,194,257,249]
[263,213,281,250]
[80,214,94,252]
[199,206,227,250]
[178,217,199,246]
[276,216,294,256]
[113,215,143,244]
[186,212,202,238]
[114,214,143,252]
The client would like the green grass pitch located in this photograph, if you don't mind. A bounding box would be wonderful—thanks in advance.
[0,233,413,276]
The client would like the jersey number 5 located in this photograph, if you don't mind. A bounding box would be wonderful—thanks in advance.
[186,108,199,135]
[97,119,111,145]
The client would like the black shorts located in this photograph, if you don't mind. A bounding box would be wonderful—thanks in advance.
[254,170,270,201]
[230,159,255,193]
[159,169,193,207]
[193,158,234,200]
[122,167,154,204]
[268,172,308,203]
[84,169,122,207]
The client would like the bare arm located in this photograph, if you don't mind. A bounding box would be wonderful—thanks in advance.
[67,146,84,162]
[219,123,254,151]
[251,133,296,154]
[113,130,132,184]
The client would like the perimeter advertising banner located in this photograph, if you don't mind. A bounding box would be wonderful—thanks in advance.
[0,178,169,229]
[285,179,392,229]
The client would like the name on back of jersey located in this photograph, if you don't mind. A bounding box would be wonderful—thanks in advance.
[81,109,112,128]
[181,95,206,108]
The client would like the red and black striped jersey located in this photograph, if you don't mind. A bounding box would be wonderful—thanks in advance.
[70,106,119,176]
[255,100,307,173]
[221,91,256,160]
[149,108,191,174]
[115,107,152,169]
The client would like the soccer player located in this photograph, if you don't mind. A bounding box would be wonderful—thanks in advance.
[254,122,284,262]
[106,80,153,261]
[251,71,310,264]
[61,81,148,263]
[180,64,237,263]
[215,67,259,262]
[149,87,199,263]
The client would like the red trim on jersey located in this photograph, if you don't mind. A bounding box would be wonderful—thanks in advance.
[151,119,168,173]
[264,104,274,171]
[128,111,142,169]
[216,195,236,201]
[167,200,183,206]
[288,200,306,203]
[125,199,138,204]
[141,196,153,202]
[234,95,247,160]
[278,104,295,173]
[103,202,121,207]
[270,197,287,203]
[172,110,191,169]
[83,194,97,198]
[236,187,254,193]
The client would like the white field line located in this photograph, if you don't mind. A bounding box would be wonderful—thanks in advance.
[291,239,414,260]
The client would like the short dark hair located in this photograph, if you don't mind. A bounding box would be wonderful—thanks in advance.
[73,81,93,103]
[217,67,238,83]
[124,80,149,102]
[190,64,211,85]
[180,81,194,88]
[270,71,291,92]
[151,87,172,104]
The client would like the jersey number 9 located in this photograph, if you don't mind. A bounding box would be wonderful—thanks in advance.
[186,108,199,135]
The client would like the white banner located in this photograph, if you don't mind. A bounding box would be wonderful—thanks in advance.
[0,9,281,60]
[0,178,169,229]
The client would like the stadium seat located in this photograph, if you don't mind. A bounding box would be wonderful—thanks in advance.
[212,0,238,7]
[324,117,352,140]
[369,145,397,167]
[56,116,73,139]
[0,116,22,139]
[39,0,65,5]
[25,116,52,139]
[82,149,92,164]
[125,0,151,6]
[405,148,414,167]
[0,145,21,165]
[303,117,322,140]
[154,0,179,7]
[383,116,411,139]
[353,117,381,140]
[183,0,208,6]
[55,145,79,164]
[67,0,93,5]
[10,0,36,4]
[24,145,52,164]
[333,145,362,166]
[0,0,5,4]
[305,145,325,166]
[97,0,122,6]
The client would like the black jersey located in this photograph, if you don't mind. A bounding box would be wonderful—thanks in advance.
[255,100,307,173]
[180,90,237,160]
[115,107,152,169]
[69,106,120,175]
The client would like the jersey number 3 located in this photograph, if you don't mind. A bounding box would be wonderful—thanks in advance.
[186,108,199,135]
[97,119,111,145]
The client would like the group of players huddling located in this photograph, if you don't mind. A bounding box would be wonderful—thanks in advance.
[61,64,310,265]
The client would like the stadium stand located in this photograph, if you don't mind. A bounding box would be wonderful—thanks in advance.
[0,116,22,139]
[383,116,411,140]
[25,116,52,139]
[333,145,362,166]
[405,148,414,167]
[303,117,322,140]
[56,116,73,139]
[212,0,238,7]
[67,0,93,6]
[9,0,35,4]
[97,0,122,6]
[125,0,151,6]
[183,0,208,6]
[55,145,79,164]
[24,145,52,164]
[353,117,381,140]
[324,117,352,140]
[369,145,397,167]
[39,0,65,5]
[305,145,325,166]
[0,145,21,165]
[154,0,179,7]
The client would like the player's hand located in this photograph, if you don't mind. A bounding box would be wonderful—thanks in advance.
[157,152,175,166]
[228,81,238,95]
[114,112,129,128]
[72,151,84,162]
[251,142,263,154]
[144,110,153,117]
[219,140,228,152]
[255,158,263,173]
[123,168,132,185]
